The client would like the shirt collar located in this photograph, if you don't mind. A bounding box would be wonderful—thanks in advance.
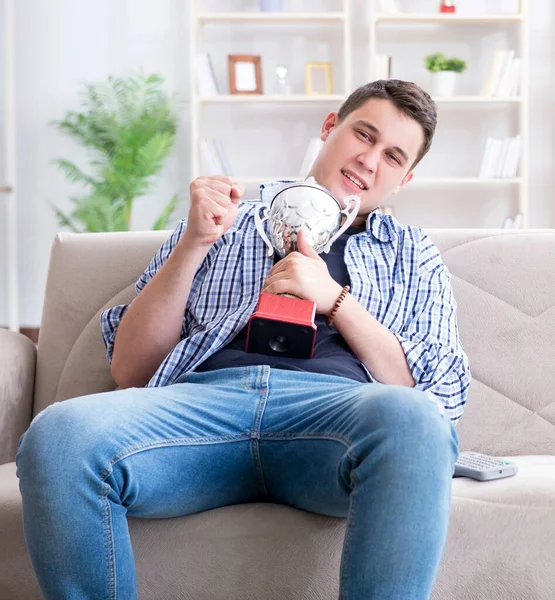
[259,180,393,243]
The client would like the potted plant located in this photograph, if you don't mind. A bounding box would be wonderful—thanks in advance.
[425,52,467,97]
[51,72,180,232]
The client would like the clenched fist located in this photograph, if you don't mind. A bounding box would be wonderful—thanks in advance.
[183,176,245,248]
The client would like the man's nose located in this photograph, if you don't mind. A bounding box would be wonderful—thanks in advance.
[357,147,379,173]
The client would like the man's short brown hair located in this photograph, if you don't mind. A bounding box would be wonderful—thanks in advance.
[337,80,437,171]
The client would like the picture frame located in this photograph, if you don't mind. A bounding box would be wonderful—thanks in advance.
[228,55,263,95]
[305,62,333,95]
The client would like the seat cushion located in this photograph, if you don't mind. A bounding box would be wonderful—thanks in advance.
[1,456,555,600]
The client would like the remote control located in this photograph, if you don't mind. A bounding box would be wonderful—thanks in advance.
[454,451,518,481]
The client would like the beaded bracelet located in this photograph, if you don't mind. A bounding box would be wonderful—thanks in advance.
[327,285,350,327]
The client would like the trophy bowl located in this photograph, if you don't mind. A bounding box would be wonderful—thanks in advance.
[255,178,360,258]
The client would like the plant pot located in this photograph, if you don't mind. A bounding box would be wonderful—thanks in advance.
[432,71,458,97]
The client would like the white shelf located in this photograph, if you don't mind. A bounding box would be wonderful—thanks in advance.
[197,94,346,104]
[232,177,523,186]
[198,12,346,23]
[197,95,521,105]
[409,177,523,185]
[374,13,523,24]
[432,96,522,103]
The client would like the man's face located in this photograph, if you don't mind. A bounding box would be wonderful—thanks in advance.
[307,98,425,226]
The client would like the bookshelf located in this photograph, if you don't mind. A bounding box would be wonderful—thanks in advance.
[369,0,530,227]
[189,1,529,228]
[1,0,18,332]
[189,0,352,183]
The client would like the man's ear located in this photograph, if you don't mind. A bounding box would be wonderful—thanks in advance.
[397,171,413,191]
[320,112,338,142]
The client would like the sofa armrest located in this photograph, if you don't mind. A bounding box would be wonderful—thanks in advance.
[0,329,36,465]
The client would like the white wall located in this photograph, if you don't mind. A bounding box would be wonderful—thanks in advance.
[4,0,555,327]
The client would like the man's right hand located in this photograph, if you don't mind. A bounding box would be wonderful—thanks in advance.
[183,176,245,248]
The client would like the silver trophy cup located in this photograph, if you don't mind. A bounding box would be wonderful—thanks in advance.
[254,178,360,258]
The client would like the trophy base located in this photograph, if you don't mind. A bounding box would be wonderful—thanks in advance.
[245,293,317,359]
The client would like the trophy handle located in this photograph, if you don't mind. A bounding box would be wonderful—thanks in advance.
[321,194,361,253]
[255,203,274,257]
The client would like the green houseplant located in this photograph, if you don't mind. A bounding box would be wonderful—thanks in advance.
[425,52,468,97]
[51,72,179,232]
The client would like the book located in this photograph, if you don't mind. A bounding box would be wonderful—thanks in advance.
[496,138,511,177]
[299,137,324,178]
[508,58,521,96]
[481,50,507,97]
[213,139,233,176]
[377,0,400,13]
[374,55,391,80]
[504,135,522,178]
[479,136,494,178]
[494,50,515,96]
[195,53,219,96]
[199,138,224,175]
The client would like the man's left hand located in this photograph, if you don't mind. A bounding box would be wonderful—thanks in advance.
[261,229,343,317]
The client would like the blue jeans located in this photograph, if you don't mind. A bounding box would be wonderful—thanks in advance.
[16,366,459,600]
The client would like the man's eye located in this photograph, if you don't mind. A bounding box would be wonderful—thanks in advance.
[357,130,372,142]
[387,153,400,164]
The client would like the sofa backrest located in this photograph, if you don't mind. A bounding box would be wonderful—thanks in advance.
[35,229,555,455]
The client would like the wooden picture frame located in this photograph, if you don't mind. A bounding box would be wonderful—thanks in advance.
[305,62,333,95]
[228,55,263,95]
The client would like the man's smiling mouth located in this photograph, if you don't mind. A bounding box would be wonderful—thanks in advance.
[341,169,368,190]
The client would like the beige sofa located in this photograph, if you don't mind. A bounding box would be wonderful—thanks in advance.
[1,229,555,600]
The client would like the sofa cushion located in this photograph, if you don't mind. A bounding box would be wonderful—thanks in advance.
[2,456,555,599]
[33,230,555,455]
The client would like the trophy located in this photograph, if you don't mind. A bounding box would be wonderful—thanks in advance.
[245,178,360,358]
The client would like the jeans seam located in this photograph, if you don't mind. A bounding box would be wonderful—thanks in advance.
[339,472,358,600]
[250,366,270,496]
[98,434,251,481]
[101,484,116,600]
[260,432,358,461]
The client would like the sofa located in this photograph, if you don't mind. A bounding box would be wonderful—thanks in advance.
[1,228,554,600]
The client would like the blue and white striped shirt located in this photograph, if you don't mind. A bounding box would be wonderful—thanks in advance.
[101,181,471,422]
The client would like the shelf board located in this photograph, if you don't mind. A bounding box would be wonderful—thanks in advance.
[197,95,521,105]
[432,96,522,103]
[409,177,523,185]
[197,94,346,104]
[198,12,346,23]
[374,13,523,24]
[234,177,523,186]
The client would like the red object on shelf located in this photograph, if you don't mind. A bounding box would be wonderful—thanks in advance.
[440,0,456,13]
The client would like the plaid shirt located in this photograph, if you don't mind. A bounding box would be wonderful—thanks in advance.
[101,181,471,423]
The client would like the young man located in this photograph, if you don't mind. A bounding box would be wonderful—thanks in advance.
[17,80,471,600]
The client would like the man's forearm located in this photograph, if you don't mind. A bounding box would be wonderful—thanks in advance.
[333,293,416,387]
[111,235,210,388]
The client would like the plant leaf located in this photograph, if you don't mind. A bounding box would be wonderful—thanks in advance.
[152,194,179,231]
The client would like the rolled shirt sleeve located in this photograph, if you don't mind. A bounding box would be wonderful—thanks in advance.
[99,219,188,362]
[393,237,471,423]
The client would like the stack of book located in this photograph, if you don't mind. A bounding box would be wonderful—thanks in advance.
[299,138,324,178]
[479,135,522,179]
[199,139,232,175]
[481,50,521,97]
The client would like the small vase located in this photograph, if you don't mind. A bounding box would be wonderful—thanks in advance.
[259,0,284,11]
[432,71,457,97]
[440,0,456,13]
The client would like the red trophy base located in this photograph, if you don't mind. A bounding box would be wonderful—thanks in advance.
[245,292,317,359]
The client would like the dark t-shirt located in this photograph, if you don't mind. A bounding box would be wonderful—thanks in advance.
[194,226,370,383]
